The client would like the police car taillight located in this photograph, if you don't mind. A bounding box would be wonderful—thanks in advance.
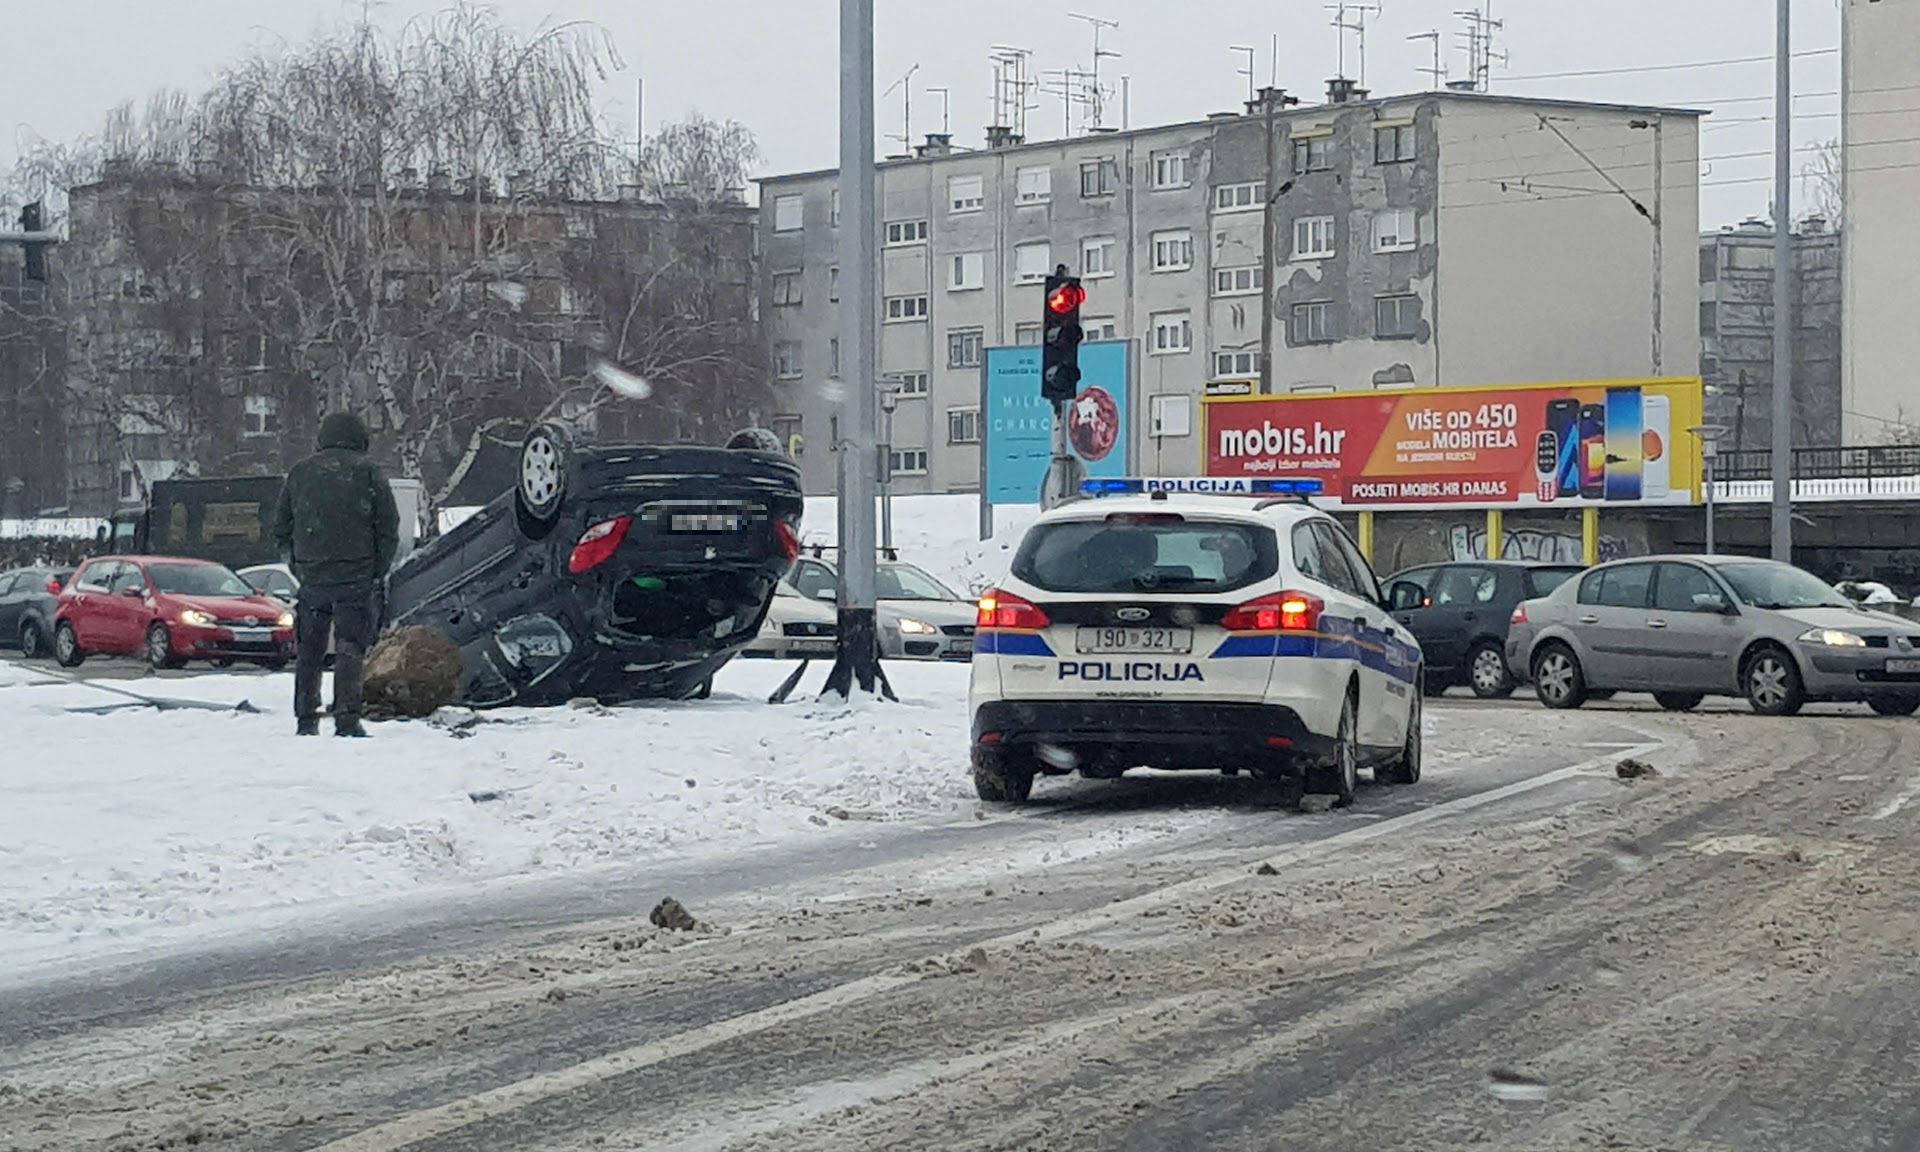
[978,588,1050,630]
[1223,590,1323,633]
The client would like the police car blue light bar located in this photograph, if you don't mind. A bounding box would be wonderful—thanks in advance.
[1080,477,1325,497]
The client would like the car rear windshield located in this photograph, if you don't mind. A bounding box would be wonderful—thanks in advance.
[147,563,254,597]
[1527,567,1582,597]
[1012,515,1277,594]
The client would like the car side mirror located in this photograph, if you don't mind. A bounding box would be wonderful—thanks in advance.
[120,585,145,599]
[1693,592,1734,615]
[1387,582,1423,611]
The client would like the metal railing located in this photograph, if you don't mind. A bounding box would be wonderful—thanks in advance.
[1717,445,1920,482]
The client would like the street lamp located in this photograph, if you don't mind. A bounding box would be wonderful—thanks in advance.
[878,378,901,553]
[1689,423,1730,554]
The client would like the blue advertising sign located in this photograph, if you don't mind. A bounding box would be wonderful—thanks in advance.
[982,340,1132,505]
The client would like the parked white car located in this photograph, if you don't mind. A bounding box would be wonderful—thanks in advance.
[744,582,838,659]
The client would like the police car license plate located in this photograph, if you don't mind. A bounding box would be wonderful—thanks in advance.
[1076,627,1192,655]
[1887,658,1920,675]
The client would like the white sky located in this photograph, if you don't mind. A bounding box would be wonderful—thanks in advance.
[0,1,1847,227]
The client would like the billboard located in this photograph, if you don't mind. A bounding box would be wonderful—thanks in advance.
[1203,378,1705,510]
[982,340,1133,505]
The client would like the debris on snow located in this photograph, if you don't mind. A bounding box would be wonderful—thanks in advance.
[650,897,700,932]
[363,626,462,718]
[1615,758,1660,781]
[1487,1068,1552,1103]
[1255,862,1280,877]
[428,706,480,732]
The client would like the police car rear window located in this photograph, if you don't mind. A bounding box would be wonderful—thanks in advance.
[1012,516,1278,594]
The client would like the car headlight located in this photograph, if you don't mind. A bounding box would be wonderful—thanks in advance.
[896,617,937,635]
[276,611,295,628]
[178,608,216,627]
[1798,628,1866,648]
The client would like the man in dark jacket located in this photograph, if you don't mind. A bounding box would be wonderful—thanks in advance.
[272,412,399,737]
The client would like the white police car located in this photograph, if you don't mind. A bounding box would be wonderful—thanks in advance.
[968,478,1424,806]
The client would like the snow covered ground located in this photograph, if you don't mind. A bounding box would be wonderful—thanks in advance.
[798,494,1039,596]
[0,659,983,981]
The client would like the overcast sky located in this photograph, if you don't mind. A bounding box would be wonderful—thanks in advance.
[1,1,1846,226]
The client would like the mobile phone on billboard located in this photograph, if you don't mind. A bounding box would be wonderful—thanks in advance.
[1604,386,1644,502]
[1642,394,1672,499]
[1535,431,1560,503]
[1547,399,1581,497]
[1579,404,1606,499]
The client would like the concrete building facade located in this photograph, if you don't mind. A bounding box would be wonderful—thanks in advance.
[1841,0,1920,442]
[760,84,1701,495]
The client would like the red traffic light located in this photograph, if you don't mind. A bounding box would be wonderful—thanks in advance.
[1046,281,1087,315]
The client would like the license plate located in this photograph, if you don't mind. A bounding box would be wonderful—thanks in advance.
[669,512,743,532]
[229,628,270,642]
[950,640,974,655]
[1887,658,1920,675]
[1076,626,1192,655]
[793,639,834,654]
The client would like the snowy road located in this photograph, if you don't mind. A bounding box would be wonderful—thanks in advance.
[6,655,1920,1150]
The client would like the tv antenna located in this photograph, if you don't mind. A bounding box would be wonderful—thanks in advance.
[925,85,951,136]
[882,63,920,151]
[1068,12,1121,130]
[1408,29,1445,90]
[1231,44,1258,107]
[1327,1,1382,86]
[989,45,1036,139]
[1455,3,1506,92]
[1039,66,1097,137]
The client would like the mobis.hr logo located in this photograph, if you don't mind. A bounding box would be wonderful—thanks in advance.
[1217,420,1349,459]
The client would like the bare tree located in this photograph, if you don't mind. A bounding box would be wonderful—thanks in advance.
[1801,138,1843,228]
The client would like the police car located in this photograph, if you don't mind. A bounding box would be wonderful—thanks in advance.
[968,477,1424,806]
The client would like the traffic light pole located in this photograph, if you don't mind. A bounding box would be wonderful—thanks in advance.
[1039,266,1088,509]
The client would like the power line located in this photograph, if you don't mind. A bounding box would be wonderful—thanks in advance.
[1497,47,1837,83]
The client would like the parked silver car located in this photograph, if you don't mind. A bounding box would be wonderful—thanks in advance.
[1507,555,1920,716]
[788,554,976,661]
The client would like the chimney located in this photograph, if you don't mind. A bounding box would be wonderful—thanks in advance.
[915,133,954,158]
[1326,77,1367,104]
[985,124,1023,150]
[1801,214,1828,235]
[1247,87,1298,117]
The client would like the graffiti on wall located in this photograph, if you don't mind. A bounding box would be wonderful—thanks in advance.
[1448,526,1629,565]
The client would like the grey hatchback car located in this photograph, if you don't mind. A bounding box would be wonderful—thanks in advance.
[1508,555,1920,716]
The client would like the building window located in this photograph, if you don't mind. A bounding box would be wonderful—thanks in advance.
[246,333,270,370]
[1213,349,1260,378]
[1150,394,1192,438]
[1374,123,1416,164]
[1150,150,1190,190]
[1290,300,1337,345]
[1700,300,1718,337]
[772,269,804,306]
[830,188,841,227]
[830,338,841,376]
[896,371,929,396]
[773,194,804,232]
[1214,181,1265,213]
[1015,322,1042,345]
[1372,208,1417,253]
[243,394,280,437]
[1080,157,1119,198]
[949,174,985,214]
[885,295,930,322]
[1084,315,1119,341]
[889,448,928,475]
[1292,136,1331,174]
[773,414,804,455]
[1082,235,1116,278]
[1150,311,1192,355]
[1699,246,1719,283]
[1375,294,1422,339]
[947,407,981,445]
[774,342,802,379]
[884,219,929,246]
[1214,265,1263,297]
[1014,241,1052,284]
[830,266,840,302]
[948,328,985,368]
[1151,229,1194,272]
[1293,215,1336,260]
[1016,165,1052,204]
[949,252,985,292]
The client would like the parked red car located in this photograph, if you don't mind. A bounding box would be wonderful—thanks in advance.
[53,555,295,670]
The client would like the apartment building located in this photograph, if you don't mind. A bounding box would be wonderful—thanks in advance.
[760,82,1702,495]
[1841,0,1920,441]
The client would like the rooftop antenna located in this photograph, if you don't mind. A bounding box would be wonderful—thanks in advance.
[1231,44,1258,107]
[1068,12,1121,130]
[1270,33,1280,87]
[989,45,1035,139]
[1039,66,1096,136]
[882,63,920,152]
[1455,3,1506,91]
[1409,29,1444,89]
[1328,2,1382,86]
[925,85,951,136]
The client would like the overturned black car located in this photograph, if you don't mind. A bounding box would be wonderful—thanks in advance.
[384,424,804,707]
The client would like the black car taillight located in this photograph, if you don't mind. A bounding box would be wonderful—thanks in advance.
[568,515,633,575]
[775,520,801,562]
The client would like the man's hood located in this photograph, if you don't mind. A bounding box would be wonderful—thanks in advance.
[318,412,371,452]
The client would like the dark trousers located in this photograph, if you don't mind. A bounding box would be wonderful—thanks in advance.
[295,583,375,726]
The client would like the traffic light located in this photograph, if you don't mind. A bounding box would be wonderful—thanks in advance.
[1041,266,1085,404]
[18,201,46,282]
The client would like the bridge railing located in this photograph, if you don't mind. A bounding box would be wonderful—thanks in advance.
[1717,445,1920,482]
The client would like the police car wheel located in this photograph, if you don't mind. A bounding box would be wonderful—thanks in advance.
[1381,688,1423,785]
[1309,690,1361,806]
[972,747,1035,803]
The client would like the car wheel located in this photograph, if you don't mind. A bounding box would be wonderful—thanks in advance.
[1421,673,1449,697]
[514,421,572,538]
[1531,644,1588,710]
[1468,641,1515,699]
[18,621,46,660]
[53,621,85,668]
[146,623,186,670]
[1309,689,1361,806]
[1743,646,1805,717]
[1869,696,1920,717]
[1654,691,1705,712]
[971,747,1035,803]
[212,657,235,668]
[1380,685,1423,785]
[258,657,289,672]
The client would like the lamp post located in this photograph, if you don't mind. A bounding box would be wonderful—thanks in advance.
[878,379,900,553]
[1689,423,1730,555]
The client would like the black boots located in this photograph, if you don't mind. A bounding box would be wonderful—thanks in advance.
[334,717,369,738]
[297,717,321,736]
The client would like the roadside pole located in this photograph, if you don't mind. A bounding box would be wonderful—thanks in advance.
[1485,508,1504,561]
[1581,506,1600,567]
[1769,0,1794,562]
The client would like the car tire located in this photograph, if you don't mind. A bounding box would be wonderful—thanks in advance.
[18,621,46,660]
[1743,646,1805,717]
[1421,673,1449,698]
[1869,696,1920,717]
[53,621,85,668]
[1531,644,1588,710]
[1309,689,1361,806]
[514,421,572,539]
[146,623,186,670]
[972,747,1035,803]
[1467,641,1515,699]
[1654,691,1705,712]
[1379,685,1423,785]
[259,657,289,672]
